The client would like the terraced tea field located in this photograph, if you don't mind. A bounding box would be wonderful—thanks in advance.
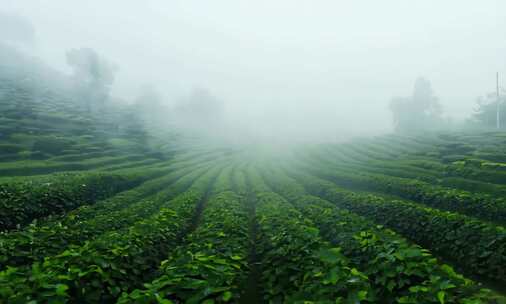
[1,132,506,303]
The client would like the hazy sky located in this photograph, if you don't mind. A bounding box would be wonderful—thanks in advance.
[3,1,506,141]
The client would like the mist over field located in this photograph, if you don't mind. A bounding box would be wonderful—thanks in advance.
[3,2,506,302]
[2,1,505,143]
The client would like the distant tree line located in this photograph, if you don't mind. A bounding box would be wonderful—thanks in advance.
[390,76,506,132]
[471,88,506,129]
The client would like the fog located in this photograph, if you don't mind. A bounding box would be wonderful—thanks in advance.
[2,1,506,143]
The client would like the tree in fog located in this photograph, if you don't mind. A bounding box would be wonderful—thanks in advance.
[390,77,443,132]
[472,89,506,128]
[66,48,117,112]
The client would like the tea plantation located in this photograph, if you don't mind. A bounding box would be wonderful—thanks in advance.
[1,84,506,302]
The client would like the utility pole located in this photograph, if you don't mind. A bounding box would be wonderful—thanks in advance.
[497,72,500,129]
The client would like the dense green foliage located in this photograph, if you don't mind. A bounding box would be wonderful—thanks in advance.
[261,167,493,303]
[1,93,506,304]
[0,162,213,270]
[247,168,373,303]
[119,167,250,303]
[300,159,506,225]
[0,164,223,302]
[0,171,150,230]
[286,169,506,285]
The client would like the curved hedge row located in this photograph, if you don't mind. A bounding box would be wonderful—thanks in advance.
[407,159,506,185]
[0,153,227,232]
[119,187,249,303]
[0,165,223,303]
[0,154,151,176]
[293,169,506,285]
[0,163,212,270]
[319,137,506,187]
[315,151,506,197]
[302,159,506,225]
[247,167,373,303]
[263,167,496,303]
[231,165,248,196]
[0,171,149,230]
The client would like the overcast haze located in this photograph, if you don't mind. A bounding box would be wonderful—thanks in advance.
[2,1,506,141]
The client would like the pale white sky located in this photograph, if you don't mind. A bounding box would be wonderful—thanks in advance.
[3,0,506,140]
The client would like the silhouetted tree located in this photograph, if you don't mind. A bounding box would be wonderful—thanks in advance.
[66,48,117,112]
[390,77,443,132]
